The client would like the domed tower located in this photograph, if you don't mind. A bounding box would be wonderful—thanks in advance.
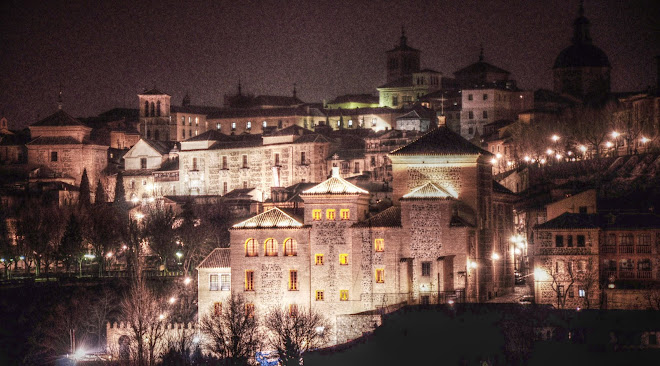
[553,1,611,103]
[386,27,421,83]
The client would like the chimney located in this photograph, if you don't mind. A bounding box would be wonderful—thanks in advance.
[331,166,340,177]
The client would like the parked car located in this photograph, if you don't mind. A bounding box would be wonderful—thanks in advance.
[515,272,525,285]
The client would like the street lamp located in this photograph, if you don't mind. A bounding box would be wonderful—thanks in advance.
[551,135,560,142]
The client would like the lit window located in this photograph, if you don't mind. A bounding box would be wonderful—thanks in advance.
[315,254,324,265]
[289,270,298,290]
[181,116,185,125]
[422,262,431,277]
[222,156,228,170]
[216,123,221,130]
[245,238,258,257]
[340,209,350,220]
[231,122,236,130]
[289,304,298,317]
[374,238,384,252]
[262,120,267,128]
[578,287,586,297]
[188,117,192,125]
[326,209,336,220]
[312,209,322,221]
[245,303,255,318]
[376,269,384,283]
[213,302,222,317]
[221,274,230,291]
[247,121,252,130]
[195,117,199,126]
[316,290,324,301]
[339,254,348,265]
[340,290,348,301]
[264,238,277,256]
[245,270,254,291]
[348,119,353,127]
[284,238,297,256]
[210,274,219,291]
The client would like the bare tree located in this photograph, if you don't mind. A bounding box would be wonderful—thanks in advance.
[264,306,331,366]
[15,199,65,276]
[121,274,168,366]
[176,201,213,275]
[199,294,260,365]
[550,260,575,309]
[565,104,616,158]
[143,205,176,272]
[85,288,118,348]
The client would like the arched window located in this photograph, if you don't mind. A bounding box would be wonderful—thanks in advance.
[150,102,155,117]
[283,238,297,256]
[144,101,149,117]
[156,101,161,117]
[245,238,258,257]
[264,238,277,256]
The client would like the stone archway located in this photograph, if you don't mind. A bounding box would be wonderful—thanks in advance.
[118,335,131,361]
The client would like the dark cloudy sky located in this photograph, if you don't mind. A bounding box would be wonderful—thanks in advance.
[1,0,658,129]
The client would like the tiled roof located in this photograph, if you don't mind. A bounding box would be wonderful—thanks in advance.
[328,94,379,105]
[534,213,600,230]
[185,129,231,142]
[378,75,413,89]
[390,127,490,156]
[143,139,173,155]
[396,110,426,120]
[139,88,169,96]
[31,110,85,127]
[454,61,510,76]
[604,213,660,230]
[232,207,304,229]
[27,136,83,145]
[197,248,230,269]
[352,206,401,228]
[269,124,313,137]
[294,133,332,144]
[492,180,515,195]
[402,182,455,199]
[207,106,310,119]
[171,105,223,115]
[301,168,368,195]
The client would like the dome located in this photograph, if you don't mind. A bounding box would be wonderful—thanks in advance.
[553,43,610,69]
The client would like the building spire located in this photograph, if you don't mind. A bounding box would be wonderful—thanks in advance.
[57,83,63,110]
[400,26,407,47]
[238,77,242,96]
[293,83,297,98]
[479,44,484,62]
[572,0,592,44]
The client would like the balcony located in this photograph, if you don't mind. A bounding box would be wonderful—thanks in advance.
[637,271,652,279]
[619,270,635,279]
[619,245,634,254]
[636,245,651,254]
[601,245,616,254]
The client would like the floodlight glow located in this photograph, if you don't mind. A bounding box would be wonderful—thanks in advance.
[490,158,497,164]
[184,277,192,285]
[514,248,521,255]
[534,267,549,281]
[491,253,500,260]
[470,261,478,269]
[605,141,613,148]
[579,145,587,152]
[131,197,139,203]
[84,254,95,259]
[106,252,113,258]
[546,149,553,155]
[641,137,649,143]
[551,135,560,142]
[169,297,176,304]
[611,131,620,138]
[523,156,530,162]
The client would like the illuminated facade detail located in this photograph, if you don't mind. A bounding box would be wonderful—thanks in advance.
[326,209,336,221]
[264,238,278,256]
[245,303,255,318]
[210,274,219,291]
[313,209,322,221]
[289,304,298,317]
[340,209,350,220]
[340,290,349,301]
[316,290,324,301]
[289,270,298,291]
[315,254,324,265]
[283,238,297,256]
[374,238,384,252]
[245,238,258,257]
[245,270,254,291]
[376,269,385,283]
[339,253,348,265]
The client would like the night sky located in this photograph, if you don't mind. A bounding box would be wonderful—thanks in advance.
[1,0,658,129]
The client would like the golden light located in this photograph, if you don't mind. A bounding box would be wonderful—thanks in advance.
[641,137,649,144]
[159,314,165,320]
[469,261,478,269]
[534,267,549,281]
[514,248,522,255]
[490,158,497,164]
[523,156,530,162]
[169,297,176,304]
[540,158,546,164]
[135,212,145,220]
[567,151,573,156]
[131,197,139,204]
[506,161,513,166]
[555,154,562,160]
[546,149,553,155]
[106,252,113,258]
[491,252,500,260]
[551,135,560,142]
[611,131,620,138]
[184,277,192,285]
[579,145,587,152]
[605,141,613,148]
[495,153,502,159]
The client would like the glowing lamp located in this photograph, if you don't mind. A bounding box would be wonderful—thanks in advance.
[641,137,649,144]
[73,347,87,360]
[514,248,521,255]
[84,254,95,259]
[611,131,620,138]
[469,261,478,269]
[540,159,546,164]
[546,149,553,155]
[135,212,145,220]
[169,297,176,304]
[534,267,549,281]
[579,145,587,152]
[605,141,613,148]
[19,256,25,260]
[131,197,139,204]
[184,277,192,285]
[496,153,502,159]
[176,251,183,259]
[555,154,562,160]
[159,314,165,320]
[490,158,497,164]
[315,326,325,334]
[491,253,500,260]
[523,156,530,162]
[551,135,560,142]
[106,252,113,258]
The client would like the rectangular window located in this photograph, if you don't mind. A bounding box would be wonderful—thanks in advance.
[312,209,322,221]
[568,288,574,298]
[223,182,228,195]
[392,96,398,106]
[340,290,349,301]
[316,290,324,301]
[483,111,488,119]
[289,304,298,317]
[340,209,350,220]
[376,269,385,283]
[354,162,360,173]
[374,238,384,252]
[213,302,222,317]
[245,303,255,318]
[231,122,236,131]
[222,156,228,169]
[468,111,474,119]
[326,209,336,220]
[483,93,488,100]
[247,121,251,130]
[210,274,219,291]
[140,157,147,169]
[289,270,298,291]
[242,155,248,168]
[216,123,221,130]
[51,151,58,162]
[300,151,306,165]
[421,262,431,277]
[576,235,585,247]
[578,287,586,297]
[274,153,280,166]
[372,118,377,127]
[315,254,324,266]
[468,94,473,101]
[555,235,564,247]
[245,270,254,291]
[567,235,573,247]
[192,157,198,171]
[182,129,186,138]
[339,254,348,265]
[221,274,231,291]
[371,156,376,167]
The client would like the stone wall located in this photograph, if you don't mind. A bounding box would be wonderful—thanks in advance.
[106,321,198,360]
[335,313,382,344]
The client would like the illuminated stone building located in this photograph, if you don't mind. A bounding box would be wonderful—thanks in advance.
[199,127,516,344]
[121,139,179,202]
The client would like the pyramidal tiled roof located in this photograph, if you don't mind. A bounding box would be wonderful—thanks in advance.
[197,248,230,269]
[352,206,401,228]
[301,167,368,195]
[390,127,490,156]
[31,110,85,127]
[233,207,304,229]
[402,182,456,199]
